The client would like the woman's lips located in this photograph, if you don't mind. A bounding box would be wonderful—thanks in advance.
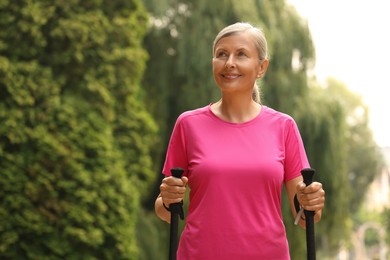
[222,73,240,79]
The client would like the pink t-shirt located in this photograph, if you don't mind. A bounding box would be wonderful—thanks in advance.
[162,105,310,260]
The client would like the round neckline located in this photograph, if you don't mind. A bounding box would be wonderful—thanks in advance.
[207,103,265,127]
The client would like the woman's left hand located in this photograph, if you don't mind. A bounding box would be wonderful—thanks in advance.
[296,181,325,223]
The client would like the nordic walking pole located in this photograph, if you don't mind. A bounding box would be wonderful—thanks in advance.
[168,167,185,260]
[301,168,316,260]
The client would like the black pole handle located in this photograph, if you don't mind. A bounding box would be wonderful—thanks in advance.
[170,168,185,219]
[302,168,315,187]
[169,167,185,260]
[171,167,184,179]
[301,168,316,260]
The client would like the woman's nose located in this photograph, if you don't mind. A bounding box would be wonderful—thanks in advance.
[225,55,236,68]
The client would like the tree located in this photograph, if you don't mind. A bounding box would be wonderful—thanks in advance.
[294,82,350,255]
[258,1,315,112]
[0,0,156,259]
[325,78,383,213]
[294,78,384,256]
[383,207,390,246]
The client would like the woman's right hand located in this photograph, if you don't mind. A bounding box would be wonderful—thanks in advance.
[160,176,188,207]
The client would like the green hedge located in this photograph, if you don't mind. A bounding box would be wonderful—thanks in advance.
[0,1,156,259]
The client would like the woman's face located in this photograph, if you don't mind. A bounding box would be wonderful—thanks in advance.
[212,32,267,96]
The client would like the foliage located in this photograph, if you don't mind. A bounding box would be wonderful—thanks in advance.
[383,207,390,246]
[294,78,384,256]
[259,1,315,112]
[0,0,156,259]
[294,82,350,254]
[325,78,384,213]
[136,209,169,260]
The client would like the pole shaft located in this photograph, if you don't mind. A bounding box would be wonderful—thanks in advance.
[301,168,316,260]
[169,213,179,260]
[168,168,184,260]
[305,210,316,260]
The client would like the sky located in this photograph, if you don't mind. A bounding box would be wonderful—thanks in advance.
[287,0,390,147]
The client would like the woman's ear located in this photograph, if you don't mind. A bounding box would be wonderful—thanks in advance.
[257,59,269,78]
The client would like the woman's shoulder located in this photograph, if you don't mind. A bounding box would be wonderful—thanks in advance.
[262,106,295,123]
[261,106,301,135]
[176,105,210,123]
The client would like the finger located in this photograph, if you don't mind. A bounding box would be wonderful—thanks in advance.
[160,178,187,205]
[160,189,185,205]
[162,197,183,206]
[163,176,186,186]
[302,187,325,201]
[304,188,325,200]
[302,192,325,210]
[160,183,186,195]
[299,189,323,204]
[181,176,189,186]
[296,182,306,193]
[303,182,323,194]
[303,201,325,212]
[307,194,325,206]
[314,210,323,223]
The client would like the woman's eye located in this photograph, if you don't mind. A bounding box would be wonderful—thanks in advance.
[217,52,227,57]
[238,51,247,57]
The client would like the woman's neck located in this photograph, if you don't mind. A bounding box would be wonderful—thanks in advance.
[211,97,261,123]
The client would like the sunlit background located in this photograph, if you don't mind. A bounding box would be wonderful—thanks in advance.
[287,2,390,258]
[289,0,390,148]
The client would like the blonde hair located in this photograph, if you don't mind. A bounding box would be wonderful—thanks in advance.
[212,22,268,103]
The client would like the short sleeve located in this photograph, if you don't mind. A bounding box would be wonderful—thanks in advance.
[162,116,189,177]
[284,118,310,182]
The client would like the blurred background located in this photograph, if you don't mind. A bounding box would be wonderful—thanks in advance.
[0,0,388,259]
